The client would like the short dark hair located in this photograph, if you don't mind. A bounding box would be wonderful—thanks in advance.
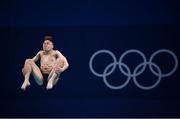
[44,36,54,43]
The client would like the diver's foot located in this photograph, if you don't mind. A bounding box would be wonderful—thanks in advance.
[46,82,53,90]
[21,80,30,91]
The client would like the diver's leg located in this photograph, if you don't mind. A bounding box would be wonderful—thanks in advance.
[53,73,60,85]
[46,59,64,90]
[46,69,61,90]
[21,59,43,90]
[31,62,44,86]
[21,59,32,90]
[46,72,58,90]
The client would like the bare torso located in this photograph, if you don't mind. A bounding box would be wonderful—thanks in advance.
[39,50,58,74]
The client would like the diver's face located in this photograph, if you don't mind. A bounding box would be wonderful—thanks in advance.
[43,40,53,52]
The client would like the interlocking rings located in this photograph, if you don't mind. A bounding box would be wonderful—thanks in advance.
[89,49,178,90]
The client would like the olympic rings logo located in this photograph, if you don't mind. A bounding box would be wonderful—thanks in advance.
[89,49,178,90]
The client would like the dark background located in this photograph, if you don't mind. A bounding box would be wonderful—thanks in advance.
[0,0,180,117]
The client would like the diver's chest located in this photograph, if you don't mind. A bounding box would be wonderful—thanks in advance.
[41,55,56,62]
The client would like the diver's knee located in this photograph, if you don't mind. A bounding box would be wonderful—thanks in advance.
[25,59,33,64]
[54,68,63,74]
[25,59,36,67]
